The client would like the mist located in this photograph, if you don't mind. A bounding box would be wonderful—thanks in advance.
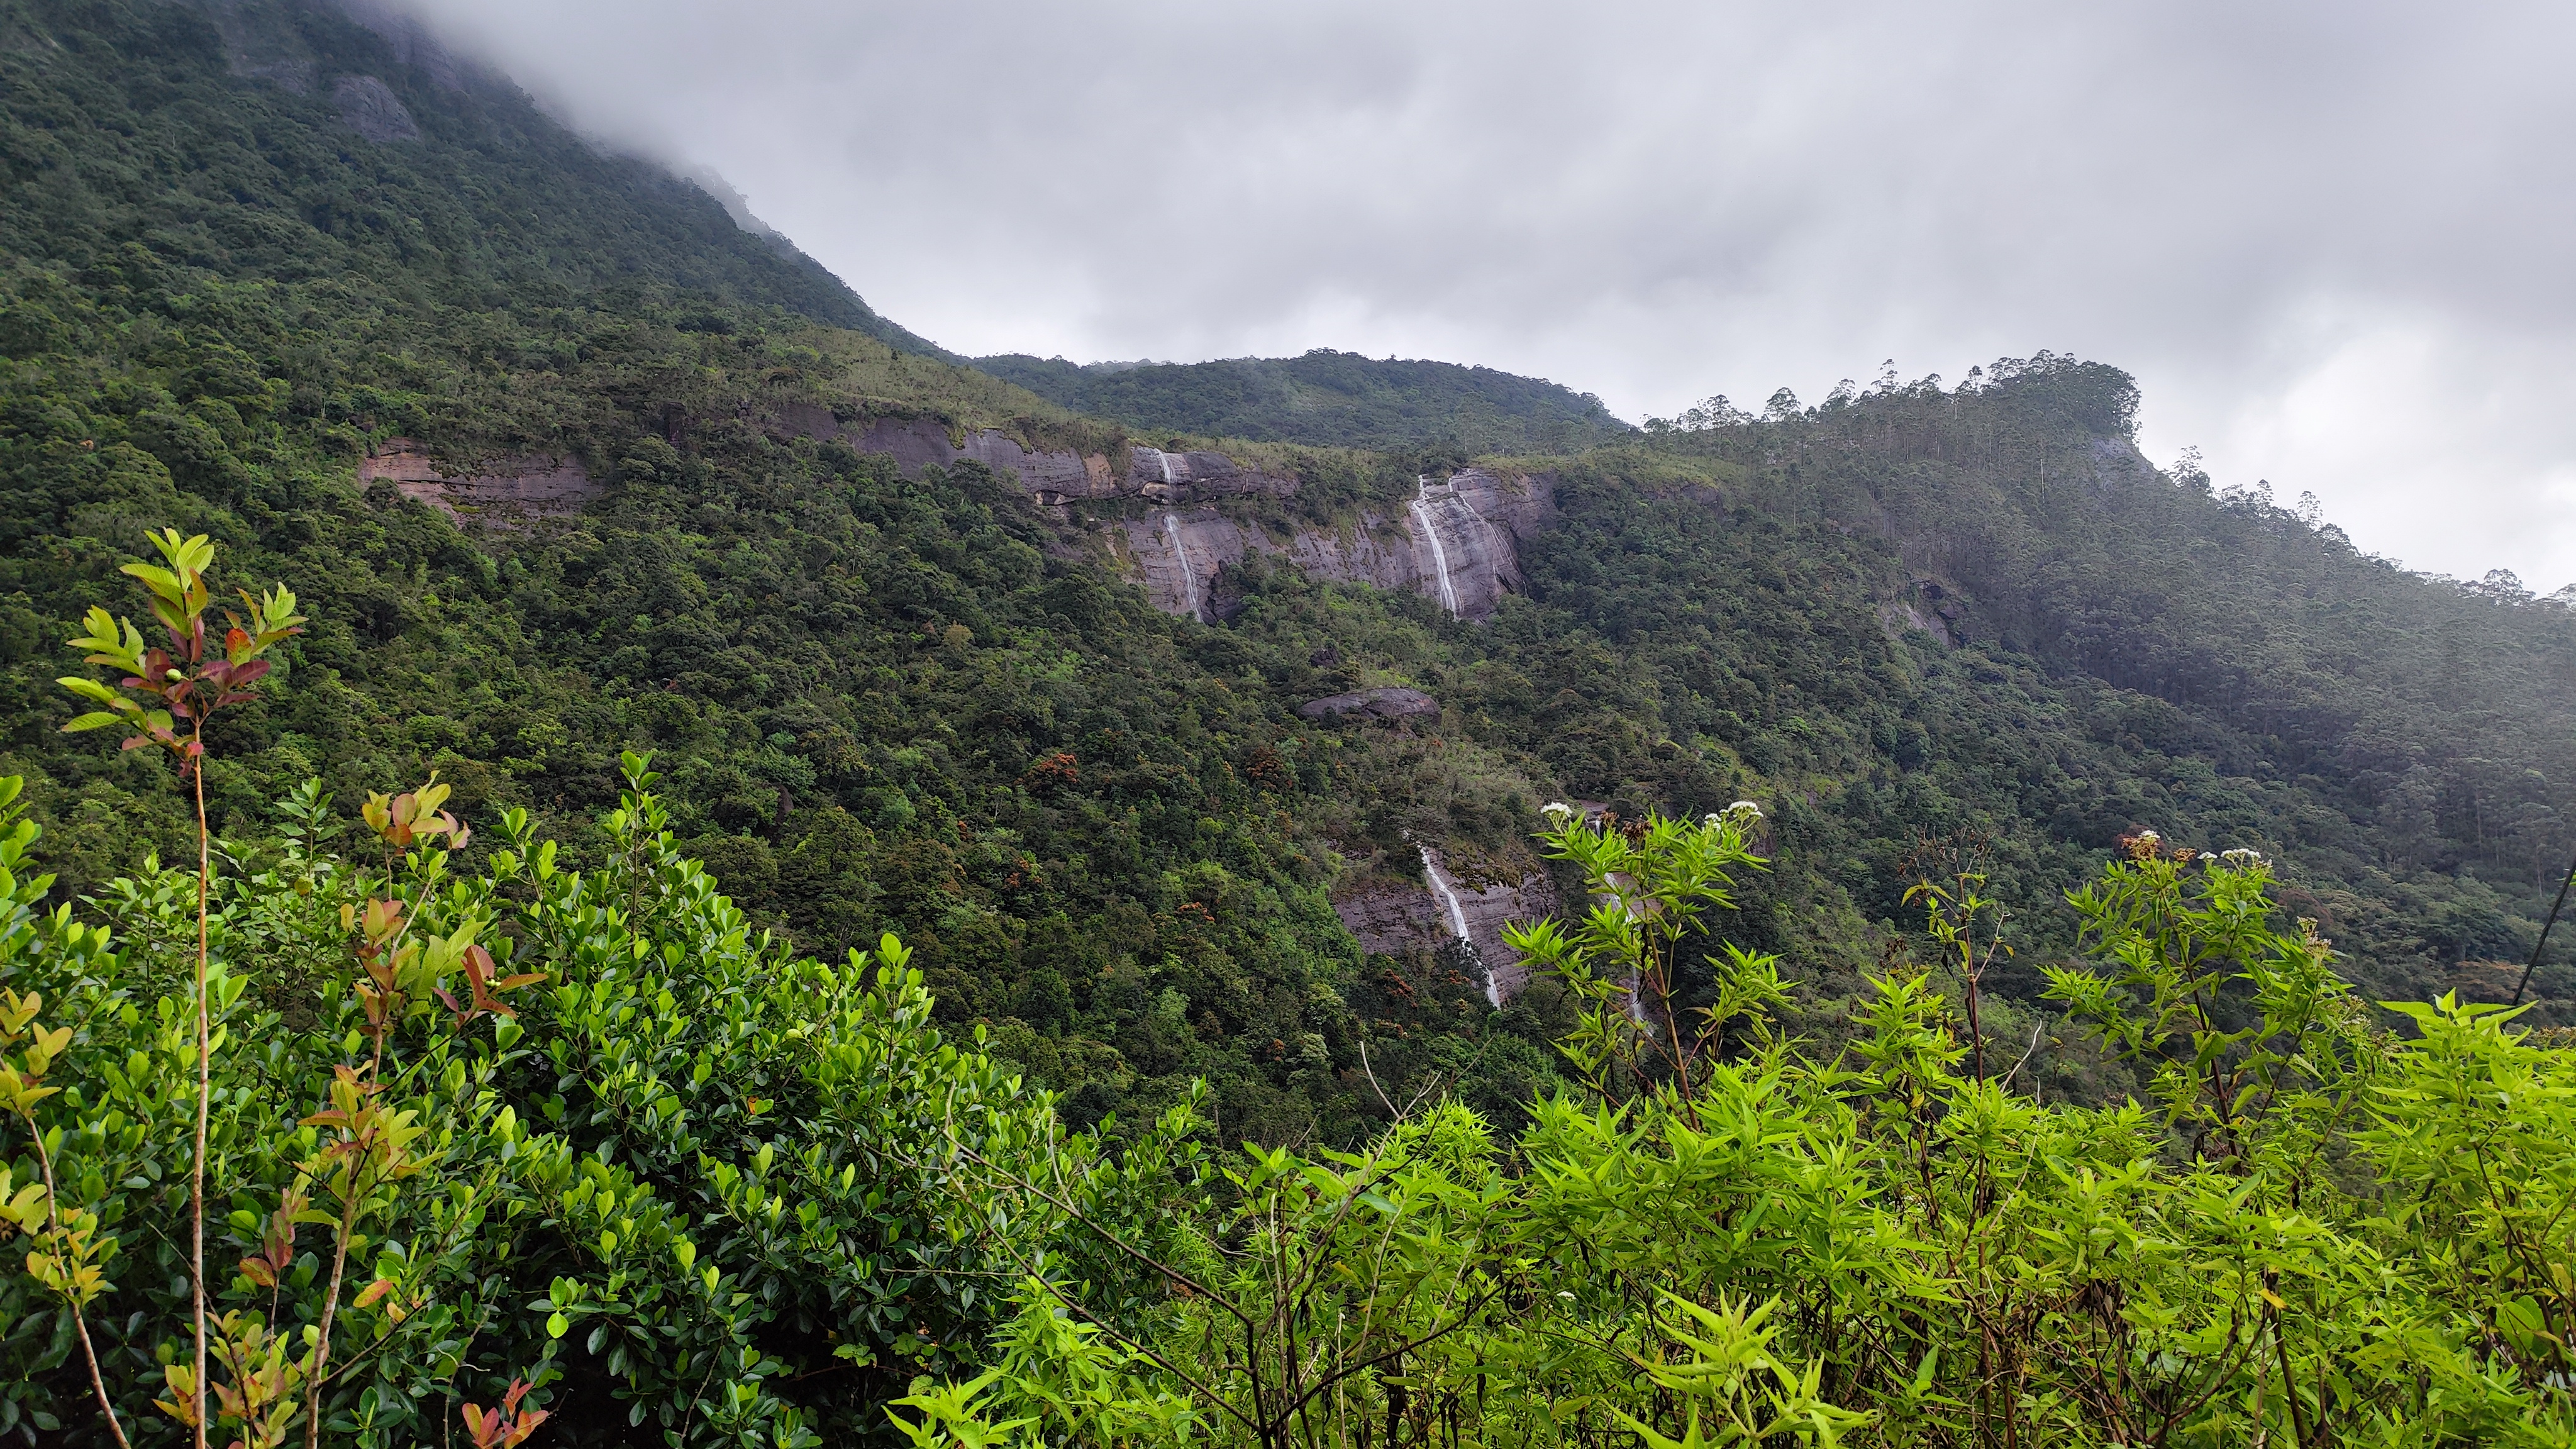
[396,0,2576,589]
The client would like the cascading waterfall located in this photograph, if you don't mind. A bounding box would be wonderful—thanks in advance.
[1155,449,1177,486]
[1409,475,1462,617]
[1419,845,1497,1008]
[1163,513,1201,620]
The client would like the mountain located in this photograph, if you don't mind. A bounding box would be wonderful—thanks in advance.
[0,0,945,354]
[975,348,1635,454]
[7,1,2576,1441]
[2,0,2570,1163]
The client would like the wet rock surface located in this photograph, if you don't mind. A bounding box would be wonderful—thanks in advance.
[1330,850,1559,1002]
[1297,687,1440,723]
[1116,469,1553,624]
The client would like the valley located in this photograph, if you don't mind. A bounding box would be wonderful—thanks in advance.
[2,0,2572,1442]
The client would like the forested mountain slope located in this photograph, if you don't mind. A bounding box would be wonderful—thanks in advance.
[0,0,942,353]
[976,348,1635,454]
[1,0,2569,1179]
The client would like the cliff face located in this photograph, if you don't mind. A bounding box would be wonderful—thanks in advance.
[755,404,1551,622]
[1112,468,1552,623]
[1330,848,1559,1003]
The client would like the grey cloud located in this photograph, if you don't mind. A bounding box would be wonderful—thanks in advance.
[397,0,2576,586]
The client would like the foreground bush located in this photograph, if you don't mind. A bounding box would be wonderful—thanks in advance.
[2,528,2569,1446]
[0,752,1202,1445]
[913,814,2576,1448]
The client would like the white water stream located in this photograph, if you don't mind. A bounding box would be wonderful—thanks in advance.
[1163,513,1201,619]
[1419,845,1498,1008]
[1156,450,1177,486]
[1409,475,1462,617]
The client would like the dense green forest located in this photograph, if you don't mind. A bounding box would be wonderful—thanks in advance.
[975,350,1635,455]
[3,0,2575,1441]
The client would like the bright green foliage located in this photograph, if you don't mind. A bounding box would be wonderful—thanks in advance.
[0,755,1208,1444]
[922,809,2576,1447]
[1506,802,1783,1104]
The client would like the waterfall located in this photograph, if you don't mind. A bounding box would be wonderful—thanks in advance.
[1162,513,1202,620]
[1419,845,1497,1008]
[1155,449,1176,486]
[1409,475,1462,617]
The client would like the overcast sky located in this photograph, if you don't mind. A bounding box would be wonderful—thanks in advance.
[401,0,2576,589]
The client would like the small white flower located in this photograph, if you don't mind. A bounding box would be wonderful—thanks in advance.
[2221,847,2267,867]
[1541,801,1577,823]
[2135,829,2161,844]
[1726,800,1764,821]
[2199,852,2217,862]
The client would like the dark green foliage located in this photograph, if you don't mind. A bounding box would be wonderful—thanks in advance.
[0,0,938,351]
[975,348,1635,454]
[0,0,1473,1153]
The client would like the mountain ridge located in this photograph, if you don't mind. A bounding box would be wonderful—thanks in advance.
[976,347,1637,455]
[1,0,2568,1172]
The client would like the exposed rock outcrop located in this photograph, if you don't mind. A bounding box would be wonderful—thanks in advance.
[760,405,1549,622]
[1297,687,1439,723]
[1115,468,1550,623]
[1331,848,1559,1003]
[360,440,599,526]
[333,75,418,142]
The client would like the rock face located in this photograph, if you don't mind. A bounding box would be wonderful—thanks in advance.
[333,75,418,142]
[360,440,599,526]
[1116,469,1552,624]
[759,405,1549,622]
[1331,848,1559,1003]
[1297,687,1439,723]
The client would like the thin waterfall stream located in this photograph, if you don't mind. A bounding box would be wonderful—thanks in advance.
[1162,513,1201,620]
[1410,475,1462,617]
[1419,845,1497,1008]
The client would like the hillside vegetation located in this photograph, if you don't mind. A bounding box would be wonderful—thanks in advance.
[2,0,2573,1442]
[975,349,1635,455]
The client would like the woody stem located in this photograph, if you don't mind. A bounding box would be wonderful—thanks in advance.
[304,1177,365,1449]
[24,1113,130,1448]
[189,738,211,1449]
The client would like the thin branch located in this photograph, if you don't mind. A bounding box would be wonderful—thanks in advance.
[940,1133,1255,1333]
[2510,839,2576,1007]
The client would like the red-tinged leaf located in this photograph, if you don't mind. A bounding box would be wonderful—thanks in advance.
[355,1277,397,1308]
[496,974,547,991]
[225,626,251,657]
[231,659,270,687]
[120,735,155,752]
[434,987,463,1014]
[238,1255,276,1287]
